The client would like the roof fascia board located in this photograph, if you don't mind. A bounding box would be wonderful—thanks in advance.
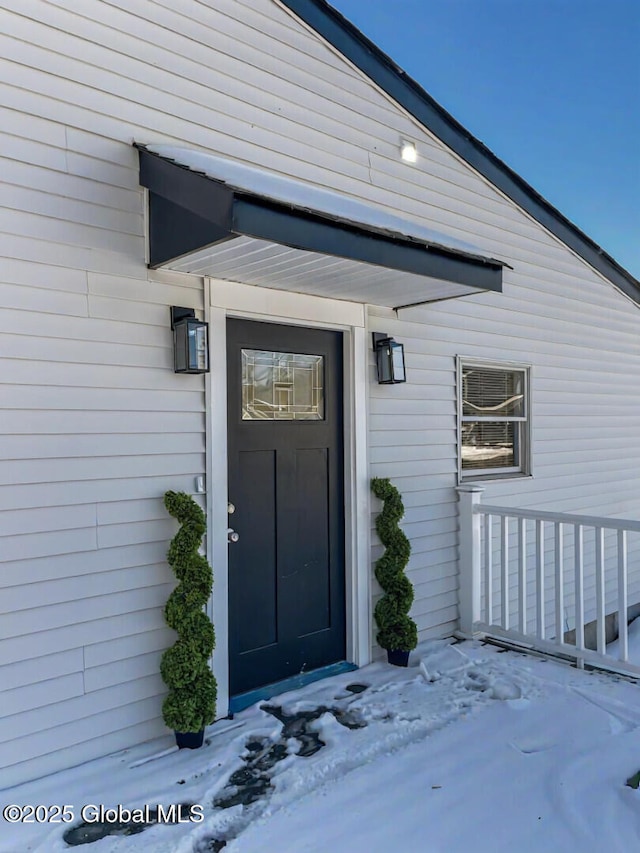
[279,0,640,304]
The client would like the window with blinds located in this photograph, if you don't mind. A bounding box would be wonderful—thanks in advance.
[458,361,530,479]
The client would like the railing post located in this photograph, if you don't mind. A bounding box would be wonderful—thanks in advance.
[457,484,484,636]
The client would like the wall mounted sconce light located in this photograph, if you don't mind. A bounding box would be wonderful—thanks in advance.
[373,332,406,384]
[171,306,209,374]
[400,139,417,163]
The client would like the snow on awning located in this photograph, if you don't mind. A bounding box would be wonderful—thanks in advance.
[136,144,505,309]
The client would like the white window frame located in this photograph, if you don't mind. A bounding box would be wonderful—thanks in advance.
[456,356,531,482]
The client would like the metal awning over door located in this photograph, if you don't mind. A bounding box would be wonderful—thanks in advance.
[136,144,506,310]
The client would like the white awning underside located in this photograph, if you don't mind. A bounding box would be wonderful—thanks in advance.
[166,235,483,307]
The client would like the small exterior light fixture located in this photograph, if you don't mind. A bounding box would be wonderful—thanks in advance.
[373,332,406,384]
[171,307,209,374]
[400,139,417,163]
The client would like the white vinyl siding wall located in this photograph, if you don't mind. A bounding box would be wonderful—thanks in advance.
[0,258,205,787]
[0,0,638,784]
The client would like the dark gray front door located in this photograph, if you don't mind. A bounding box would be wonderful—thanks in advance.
[226,319,345,696]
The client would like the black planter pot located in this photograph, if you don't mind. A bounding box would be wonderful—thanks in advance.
[175,729,205,749]
[387,649,410,667]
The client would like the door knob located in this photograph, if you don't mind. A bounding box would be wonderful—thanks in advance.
[227,502,235,514]
[227,527,239,543]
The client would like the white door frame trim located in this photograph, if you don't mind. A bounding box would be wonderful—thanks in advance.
[205,279,370,716]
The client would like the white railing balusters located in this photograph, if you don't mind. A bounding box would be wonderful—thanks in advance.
[483,514,493,625]
[465,499,640,679]
[555,523,564,643]
[518,517,526,633]
[536,519,545,639]
[501,515,509,630]
[574,525,585,657]
[595,527,605,654]
[618,530,628,662]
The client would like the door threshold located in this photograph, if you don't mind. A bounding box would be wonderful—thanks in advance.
[229,661,358,714]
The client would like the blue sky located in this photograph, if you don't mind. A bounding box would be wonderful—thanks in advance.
[329,0,640,280]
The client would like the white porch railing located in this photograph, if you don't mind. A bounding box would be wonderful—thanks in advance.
[458,485,640,677]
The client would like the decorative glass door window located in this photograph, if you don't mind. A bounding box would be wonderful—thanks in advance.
[241,350,324,420]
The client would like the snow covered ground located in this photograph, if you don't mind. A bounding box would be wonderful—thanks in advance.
[3,638,640,853]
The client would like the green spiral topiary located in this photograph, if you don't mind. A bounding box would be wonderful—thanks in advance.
[371,477,418,653]
[160,491,216,733]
